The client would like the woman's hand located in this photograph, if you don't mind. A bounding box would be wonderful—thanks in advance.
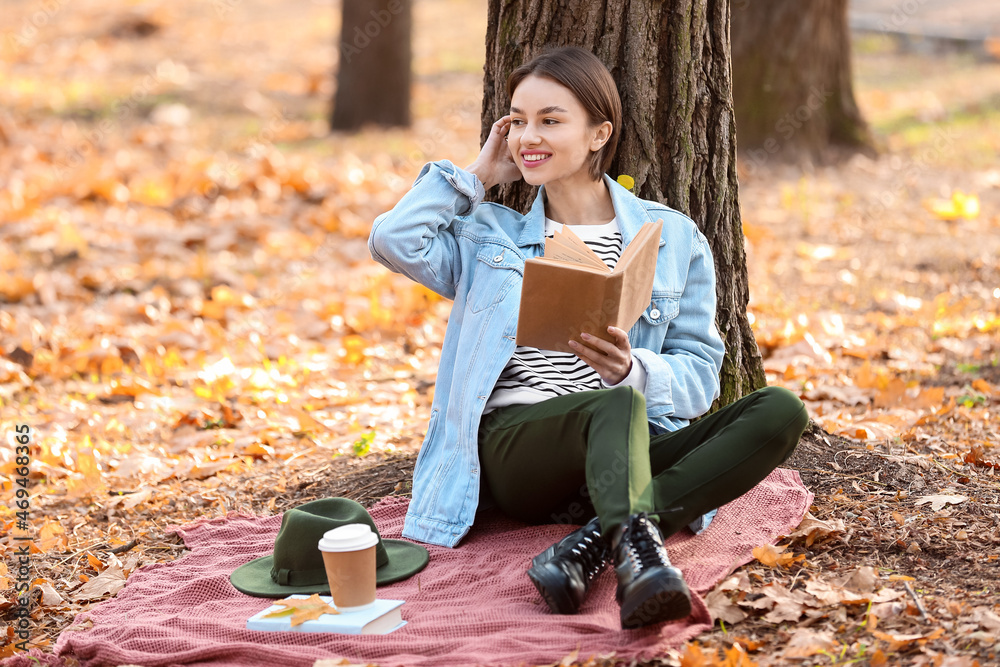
[568,326,633,386]
[465,116,522,190]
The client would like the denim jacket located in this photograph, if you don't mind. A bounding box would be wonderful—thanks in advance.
[369,160,726,547]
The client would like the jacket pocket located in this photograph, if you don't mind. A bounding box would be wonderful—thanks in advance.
[639,295,680,327]
[629,295,680,350]
[466,245,522,313]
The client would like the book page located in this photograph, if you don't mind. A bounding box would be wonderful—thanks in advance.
[614,218,662,275]
[543,232,583,259]
[544,226,608,271]
[527,256,612,276]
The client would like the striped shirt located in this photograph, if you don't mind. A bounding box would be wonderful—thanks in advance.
[483,216,623,413]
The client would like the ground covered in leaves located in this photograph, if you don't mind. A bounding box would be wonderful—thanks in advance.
[1,0,1000,665]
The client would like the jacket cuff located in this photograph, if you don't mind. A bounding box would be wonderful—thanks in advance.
[631,347,674,415]
[417,160,485,216]
[600,353,647,393]
[402,510,466,548]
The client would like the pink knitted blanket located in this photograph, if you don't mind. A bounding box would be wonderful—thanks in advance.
[12,468,810,667]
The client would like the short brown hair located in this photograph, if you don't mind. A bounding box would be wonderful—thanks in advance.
[506,46,622,181]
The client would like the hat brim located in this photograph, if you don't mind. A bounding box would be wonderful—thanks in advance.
[229,538,429,598]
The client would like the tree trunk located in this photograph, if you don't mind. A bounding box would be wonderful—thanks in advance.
[331,0,412,131]
[483,0,766,408]
[731,0,873,165]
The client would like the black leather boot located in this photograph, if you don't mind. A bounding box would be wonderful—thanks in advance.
[611,512,691,628]
[527,516,607,614]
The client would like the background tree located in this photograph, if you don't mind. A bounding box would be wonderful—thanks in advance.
[331,0,412,131]
[482,0,765,407]
[731,0,874,163]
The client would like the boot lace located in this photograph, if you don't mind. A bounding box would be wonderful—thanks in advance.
[623,512,670,574]
[569,523,607,579]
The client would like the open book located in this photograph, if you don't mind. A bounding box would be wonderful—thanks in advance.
[515,219,663,353]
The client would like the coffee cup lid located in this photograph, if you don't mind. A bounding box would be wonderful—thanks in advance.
[318,523,379,552]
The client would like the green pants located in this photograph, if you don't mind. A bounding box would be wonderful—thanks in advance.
[477,385,809,538]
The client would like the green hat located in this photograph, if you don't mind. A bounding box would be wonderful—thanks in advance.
[230,497,429,598]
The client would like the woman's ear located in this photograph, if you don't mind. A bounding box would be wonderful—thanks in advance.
[590,121,613,151]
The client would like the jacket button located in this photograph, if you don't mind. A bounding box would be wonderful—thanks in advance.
[493,254,503,263]
[650,308,661,319]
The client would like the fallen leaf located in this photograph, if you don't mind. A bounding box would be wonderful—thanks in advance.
[914,494,968,511]
[752,543,805,569]
[729,636,765,653]
[804,578,864,606]
[85,551,105,573]
[763,601,804,624]
[787,512,845,546]
[38,520,68,552]
[872,628,944,651]
[66,438,106,498]
[185,457,240,480]
[35,581,65,606]
[923,190,980,220]
[964,443,1000,470]
[678,642,713,667]
[0,274,35,302]
[720,644,757,667]
[758,583,813,623]
[972,379,995,395]
[783,628,837,659]
[294,407,326,433]
[869,649,888,667]
[705,586,747,625]
[72,564,126,600]
[106,487,154,510]
[263,593,339,627]
[971,606,1000,632]
[871,601,907,622]
[835,566,880,594]
[110,452,174,480]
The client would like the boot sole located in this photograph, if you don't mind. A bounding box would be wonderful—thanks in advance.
[619,572,691,629]
[527,563,579,615]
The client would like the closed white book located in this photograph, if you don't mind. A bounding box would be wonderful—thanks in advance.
[246,596,406,635]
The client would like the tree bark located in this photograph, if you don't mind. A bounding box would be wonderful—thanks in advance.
[331,0,412,131]
[731,0,874,164]
[483,0,766,408]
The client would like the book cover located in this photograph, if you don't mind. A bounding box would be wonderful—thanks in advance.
[246,596,406,635]
[515,220,662,353]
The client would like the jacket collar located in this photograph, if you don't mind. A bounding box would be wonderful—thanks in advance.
[515,173,657,248]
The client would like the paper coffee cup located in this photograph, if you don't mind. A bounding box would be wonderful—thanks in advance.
[318,524,379,611]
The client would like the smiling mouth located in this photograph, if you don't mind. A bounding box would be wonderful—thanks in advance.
[522,153,552,167]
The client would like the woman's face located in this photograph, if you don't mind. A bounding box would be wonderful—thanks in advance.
[507,75,611,187]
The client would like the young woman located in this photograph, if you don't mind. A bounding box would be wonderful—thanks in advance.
[369,46,809,629]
